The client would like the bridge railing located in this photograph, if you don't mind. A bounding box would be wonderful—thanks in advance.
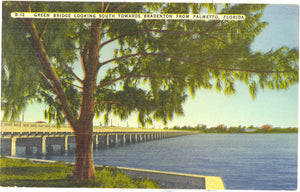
[1,122,72,133]
[1,122,181,133]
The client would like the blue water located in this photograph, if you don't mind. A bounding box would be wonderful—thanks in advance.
[21,134,298,190]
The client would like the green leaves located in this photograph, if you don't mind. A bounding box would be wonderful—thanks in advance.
[248,81,257,100]
[2,8,41,121]
[2,2,298,127]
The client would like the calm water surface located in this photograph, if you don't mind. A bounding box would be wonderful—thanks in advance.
[21,134,297,190]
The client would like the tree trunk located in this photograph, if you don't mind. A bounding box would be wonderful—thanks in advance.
[72,122,95,182]
[19,1,99,183]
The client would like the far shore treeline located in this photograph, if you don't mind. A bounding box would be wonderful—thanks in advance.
[169,125,298,133]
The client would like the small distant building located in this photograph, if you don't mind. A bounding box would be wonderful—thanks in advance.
[244,128,256,132]
[217,124,227,130]
[261,125,271,131]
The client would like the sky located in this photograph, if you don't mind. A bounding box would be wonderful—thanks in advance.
[3,2,299,128]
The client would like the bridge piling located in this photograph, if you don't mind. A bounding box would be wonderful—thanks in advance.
[106,134,110,146]
[11,137,17,156]
[41,136,46,155]
[115,134,118,145]
[135,134,138,142]
[123,134,126,144]
[64,135,69,152]
[93,135,98,149]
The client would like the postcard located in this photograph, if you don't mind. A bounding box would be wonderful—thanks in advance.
[1,0,298,190]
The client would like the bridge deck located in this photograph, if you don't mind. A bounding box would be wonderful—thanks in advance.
[1,122,184,133]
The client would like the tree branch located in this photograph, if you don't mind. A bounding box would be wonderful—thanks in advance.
[96,74,172,89]
[21,2,77,127]
[100,29,229,48]
[99,2,103,12]
[104,2,110,13]
[16,2,25,10]
[110,2,127,13]
[37,71,59,95]
[77,19,102,124]
[55,56,84,85]
[204,21,221,33]
[62,81,83,91]
[201,33,228,45]
[94,100,138,109]
[99,52,297,74]
[80,42,88,78]
[86,20,102,74]
[99,52,211,66]
[38,20,48,39]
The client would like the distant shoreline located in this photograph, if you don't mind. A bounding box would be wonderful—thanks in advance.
[197,132,298,134]
[170,127,298,134]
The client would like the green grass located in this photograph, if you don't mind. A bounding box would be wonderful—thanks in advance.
[0,156,159,188]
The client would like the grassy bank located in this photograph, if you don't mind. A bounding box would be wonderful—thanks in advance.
[0,156,158,188]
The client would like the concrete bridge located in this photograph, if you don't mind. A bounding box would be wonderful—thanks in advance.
[0,122,195,156]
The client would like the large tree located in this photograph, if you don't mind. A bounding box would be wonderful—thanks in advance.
[2,2,298,182]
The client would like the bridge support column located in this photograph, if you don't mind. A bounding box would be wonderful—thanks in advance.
[115,134,118,145]
[140,134,143,142]
[123,134,126,144]
[96,135,99,148]
[11,137,17,156]
[41,136,47,155]
[64,135,69,152]
[106,135,110,146]
[93,135,98,149]
[129,134,132,143]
